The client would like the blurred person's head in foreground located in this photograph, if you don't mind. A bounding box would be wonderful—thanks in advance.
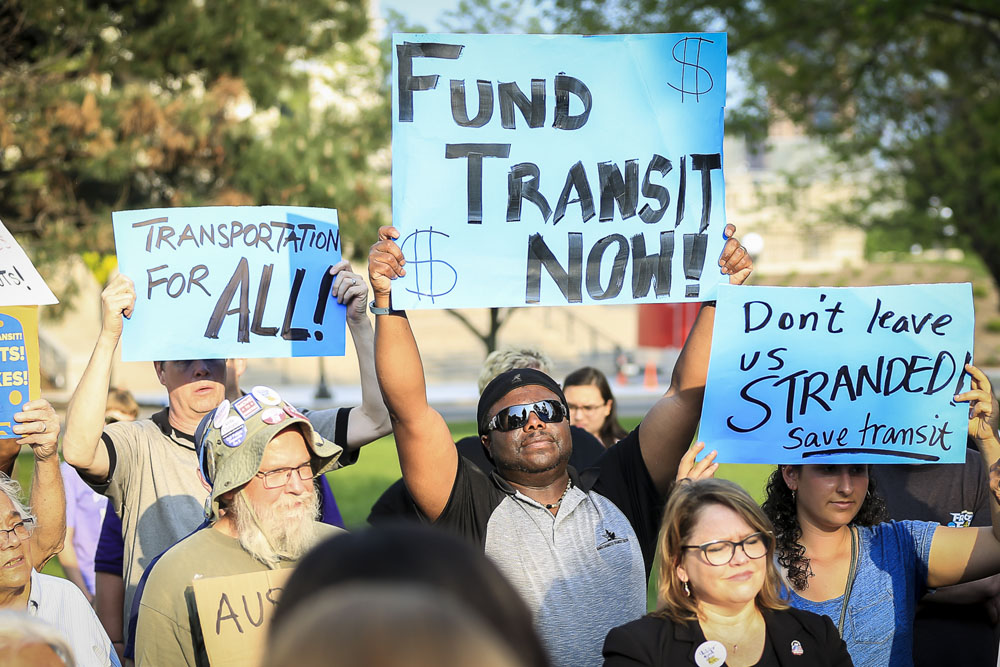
[272,523,550,667]
[0,611,75,667]
[266,585,524,667]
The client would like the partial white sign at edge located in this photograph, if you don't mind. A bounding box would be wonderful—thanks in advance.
[0,219,58,306]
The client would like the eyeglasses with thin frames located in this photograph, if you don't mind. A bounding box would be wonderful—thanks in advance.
[681,531,770,566]
[0,518,35,548]
[254,463,314,490]
[568,403,606,413]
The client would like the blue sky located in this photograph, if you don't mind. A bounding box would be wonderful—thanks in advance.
[379,0,460,30]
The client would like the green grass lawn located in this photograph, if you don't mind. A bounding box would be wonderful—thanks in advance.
[16,419,776,610]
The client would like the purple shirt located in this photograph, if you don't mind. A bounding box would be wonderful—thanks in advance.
[60,461,108,595]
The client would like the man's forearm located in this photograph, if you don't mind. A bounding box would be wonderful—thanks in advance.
[668,302,716,396]
[345,315,392,445]
[30,453,66,568]
[63,334,116,471]
[374,312,430,425]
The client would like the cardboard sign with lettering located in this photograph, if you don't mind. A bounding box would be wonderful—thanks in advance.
[700,284,974,464]
[192,568,291,667]
[112,206,346,361]
[391,33,728,309]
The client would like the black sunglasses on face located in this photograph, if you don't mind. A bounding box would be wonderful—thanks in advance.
[487,399,568,432]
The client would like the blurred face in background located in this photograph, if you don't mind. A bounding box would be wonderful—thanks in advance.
[564,384,611,438]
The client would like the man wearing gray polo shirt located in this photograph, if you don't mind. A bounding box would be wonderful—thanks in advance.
[367,224,752,667]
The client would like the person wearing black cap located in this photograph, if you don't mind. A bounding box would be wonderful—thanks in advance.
[367,224,753,667]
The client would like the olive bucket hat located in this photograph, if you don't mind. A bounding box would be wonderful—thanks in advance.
[194,386,343,520]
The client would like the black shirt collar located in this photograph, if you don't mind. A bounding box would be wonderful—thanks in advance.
[150,407,196,449]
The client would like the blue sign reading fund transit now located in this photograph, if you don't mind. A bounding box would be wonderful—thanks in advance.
[700,283,974,464]
[391,33,728,310]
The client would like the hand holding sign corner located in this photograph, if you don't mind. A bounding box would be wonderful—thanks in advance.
[368,226,407,309]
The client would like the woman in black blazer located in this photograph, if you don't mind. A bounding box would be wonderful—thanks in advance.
[603,477,853,667]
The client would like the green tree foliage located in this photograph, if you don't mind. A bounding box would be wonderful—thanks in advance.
[547,0,1000,297]
[0,0,388,286]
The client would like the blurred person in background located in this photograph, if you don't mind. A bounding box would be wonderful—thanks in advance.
[563,366,628,448]
[870,386,1000,666]
[59,388,139,602]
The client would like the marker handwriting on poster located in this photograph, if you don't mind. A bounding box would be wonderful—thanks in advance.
[391,33,728,310]
[700,284,974,465]
[113,207,346,362]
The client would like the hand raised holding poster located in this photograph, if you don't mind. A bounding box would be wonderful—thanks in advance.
[112,206,347,362]
[392,33,728,310]
[700,283,974,464]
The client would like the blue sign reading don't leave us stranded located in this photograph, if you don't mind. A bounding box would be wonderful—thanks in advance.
[700,283,974,465]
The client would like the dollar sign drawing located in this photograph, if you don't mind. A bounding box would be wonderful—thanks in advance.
[400,227,458,303]
[667,37,715,102]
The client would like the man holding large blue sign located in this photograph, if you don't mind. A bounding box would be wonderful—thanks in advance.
[368,220,752,667]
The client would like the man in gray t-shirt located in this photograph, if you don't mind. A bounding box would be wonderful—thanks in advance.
[64,264,390,642]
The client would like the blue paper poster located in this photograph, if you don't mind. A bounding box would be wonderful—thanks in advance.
[700,284,974,464]
[391,33,728,309]
[112,206,346,361]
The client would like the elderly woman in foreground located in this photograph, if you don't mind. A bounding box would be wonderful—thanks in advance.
[603,475,853,667]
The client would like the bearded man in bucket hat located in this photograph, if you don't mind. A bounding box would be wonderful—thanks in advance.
[133,388,347,667]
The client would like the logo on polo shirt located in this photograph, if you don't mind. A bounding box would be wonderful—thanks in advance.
[596,527,629,551]
[948,510,974,527]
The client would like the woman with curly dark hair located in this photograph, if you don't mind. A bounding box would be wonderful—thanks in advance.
[761,364,1000,667]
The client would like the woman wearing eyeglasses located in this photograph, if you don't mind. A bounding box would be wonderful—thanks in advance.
[762,364,1000,667]
[563,367,628,448]
[603,477,853,667]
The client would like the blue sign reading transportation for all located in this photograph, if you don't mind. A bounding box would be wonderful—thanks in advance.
[113,206,346,362]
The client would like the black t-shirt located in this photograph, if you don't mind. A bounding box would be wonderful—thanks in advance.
[871,446,997,666]
[367,424,606,524]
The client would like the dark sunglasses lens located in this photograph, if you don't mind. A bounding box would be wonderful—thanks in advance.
[496,401,566,431]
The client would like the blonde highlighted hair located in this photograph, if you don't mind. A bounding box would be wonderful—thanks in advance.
[655,478,787,621]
